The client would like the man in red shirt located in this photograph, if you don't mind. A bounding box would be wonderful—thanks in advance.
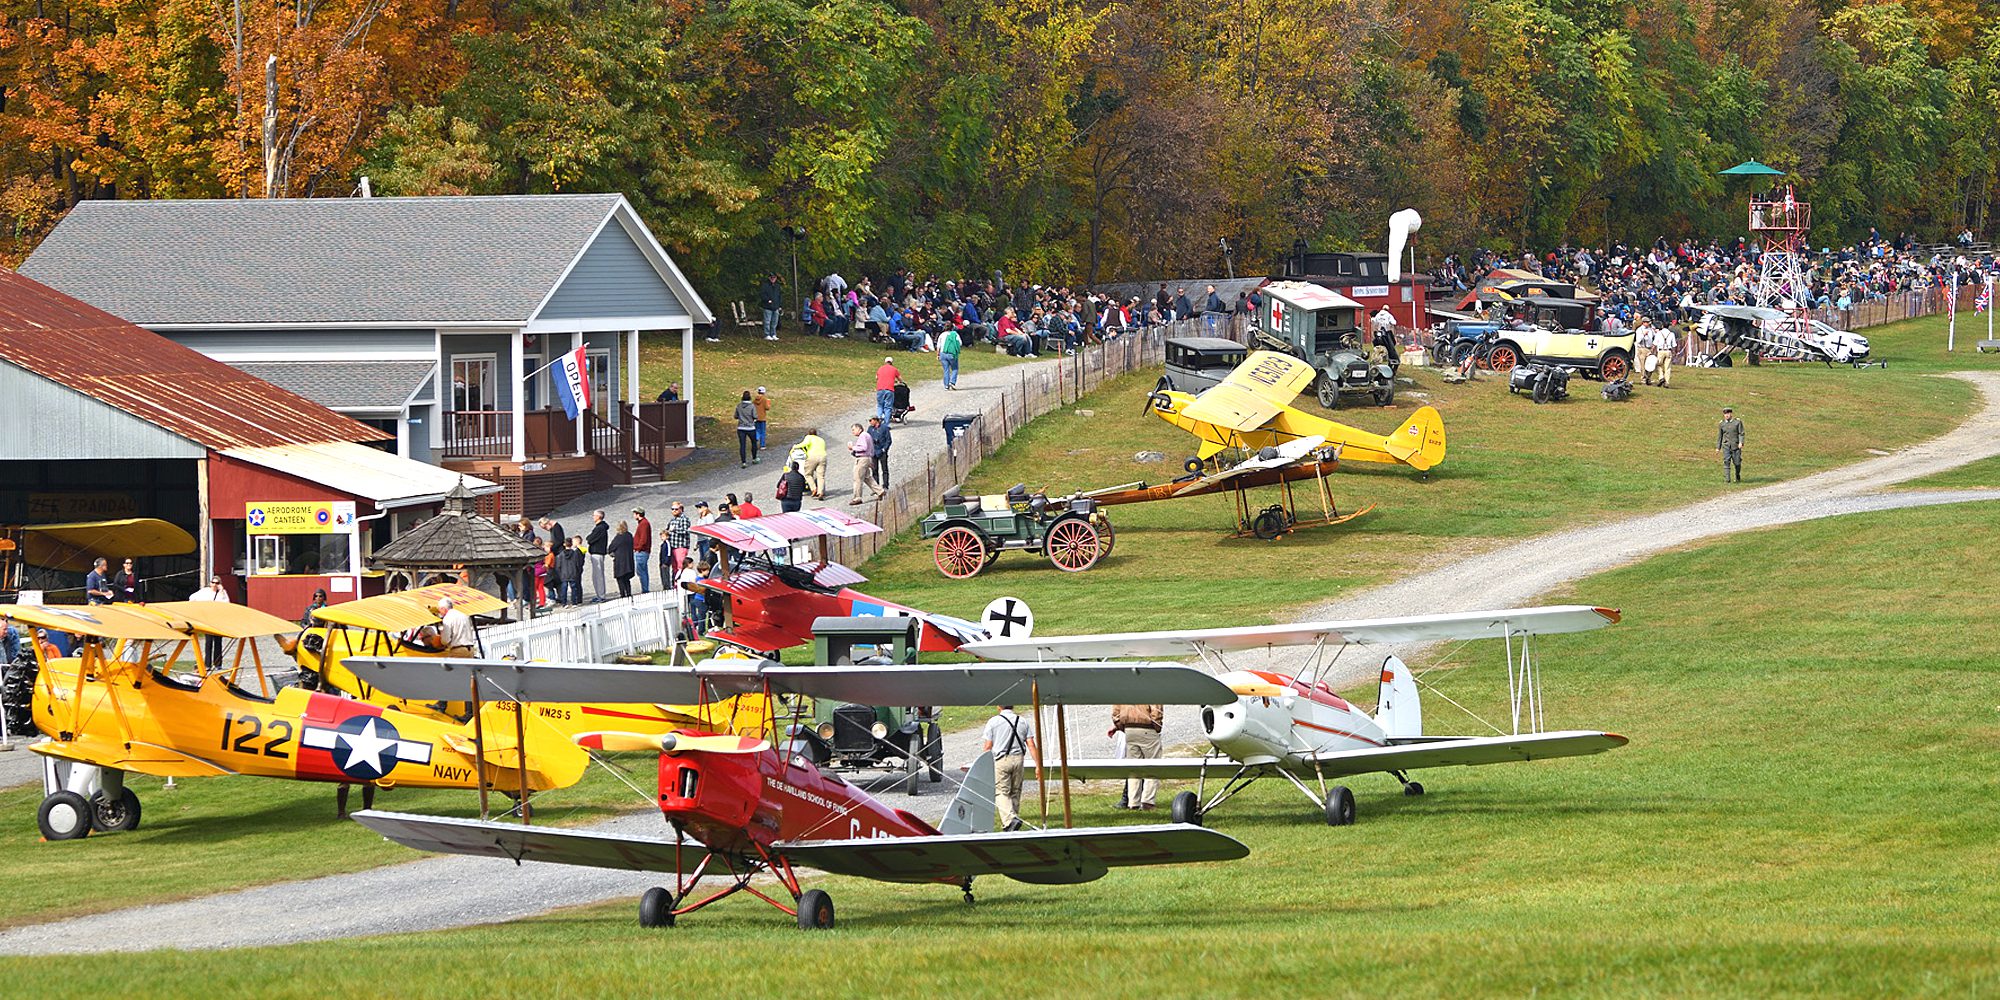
[631,507,653,593]
[875,357,899,421]
[736,493,763,519]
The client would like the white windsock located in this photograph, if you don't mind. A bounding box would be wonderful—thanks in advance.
[1387,208,1423,282]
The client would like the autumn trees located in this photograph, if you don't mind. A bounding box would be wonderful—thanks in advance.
[4,0,2000,290]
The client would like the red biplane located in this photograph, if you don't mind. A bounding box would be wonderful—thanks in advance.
[345,654,1249,929]
[690,509,986,654]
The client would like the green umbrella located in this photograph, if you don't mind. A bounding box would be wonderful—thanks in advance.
[1719,160,1785,176]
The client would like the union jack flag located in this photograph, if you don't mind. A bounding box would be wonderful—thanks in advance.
[1978,277,1992,314]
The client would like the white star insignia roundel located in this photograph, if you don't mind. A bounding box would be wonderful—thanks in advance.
[302,715,433,781]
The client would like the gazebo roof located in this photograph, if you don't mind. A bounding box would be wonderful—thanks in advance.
[369,480,542,570]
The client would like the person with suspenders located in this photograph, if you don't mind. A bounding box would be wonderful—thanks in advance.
[980,706,1040,832]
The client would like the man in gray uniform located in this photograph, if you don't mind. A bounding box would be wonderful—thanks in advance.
[1717,407,1745,483]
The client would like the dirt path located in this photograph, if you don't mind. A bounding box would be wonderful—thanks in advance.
[4,374,1997,955]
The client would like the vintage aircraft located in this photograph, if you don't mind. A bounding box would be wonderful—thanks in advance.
[345,653,1250,930]
[9,602,588,840]
[0,517,196,598]
[962,605,1628,827]
[289,583,773,743]
[1084,435,1373,539]
[1148,350,1447,475]
[690,509,987,654]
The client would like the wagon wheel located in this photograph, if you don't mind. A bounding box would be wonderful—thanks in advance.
[933,526,989,579]
[1598,351,1630,382]
[1095,518,1116,558]
[1044,516,1103,572]
[1486,343,1521,372]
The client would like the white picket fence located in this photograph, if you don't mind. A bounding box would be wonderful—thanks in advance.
[480,590,686,663]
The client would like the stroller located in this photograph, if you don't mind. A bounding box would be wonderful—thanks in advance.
[890,379,914,424]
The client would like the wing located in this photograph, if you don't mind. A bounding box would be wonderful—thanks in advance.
[314,583,508,632]
[1036,757,1230,781]
[144,601,304,639]
[18,518,196,573]
[782,824,1249,885]
[1284,730,1628,777]
[964,605,1621,660]
[351,810,702,874]
[0,604,186,641]
[1172,436,1326,494]
[1179,351,1317,432]
[32,737,238,778]
[347,656,1239,707]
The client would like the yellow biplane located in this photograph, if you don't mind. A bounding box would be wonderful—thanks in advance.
[290,584,774,743]
[1148,350,1447,474]
[10,601,588,841]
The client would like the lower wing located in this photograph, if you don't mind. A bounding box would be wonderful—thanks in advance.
[1291,730,1627,777]
[1048,757,1239,780]
[783,824,1248,885]
[32,737,237,778]
[352,810,703,874]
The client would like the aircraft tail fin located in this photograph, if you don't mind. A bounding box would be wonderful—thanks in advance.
[940,751,996,836]
[1373,655,1422,739]
[1380,405,1447,471]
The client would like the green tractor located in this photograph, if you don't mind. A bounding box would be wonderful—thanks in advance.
[786,616,946,793]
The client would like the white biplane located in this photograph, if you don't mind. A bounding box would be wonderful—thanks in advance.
[961,605,1629,826]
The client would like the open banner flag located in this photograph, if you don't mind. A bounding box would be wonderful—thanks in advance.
[555,346,592,419]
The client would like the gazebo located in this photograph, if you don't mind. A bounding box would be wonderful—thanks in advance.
[369,479,544,617]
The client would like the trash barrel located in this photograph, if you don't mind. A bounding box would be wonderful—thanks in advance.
[941,413,979,459]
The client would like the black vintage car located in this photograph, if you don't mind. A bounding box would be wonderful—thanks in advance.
[784,616,945,791]
[1158,336,1248,394]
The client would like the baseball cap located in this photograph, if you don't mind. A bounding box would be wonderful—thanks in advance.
[757,386,767,393]
[632,507,645,516]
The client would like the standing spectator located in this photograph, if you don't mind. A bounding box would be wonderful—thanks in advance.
[938,322,962,389]
[1718,408,1745,483]
[187,575,230,667]
[693,501,717,567]
[759,274,784,342]
[534,540,551,608]
[1633,317,1655,382]
[867,415,892,490]
[664,502,692,577]
[631,508,653,593]
[735,391,761,468]
[1654,322,1679,387]
[848,422,882,505]
[655,382,681,403]
[610,520,635,599]
[797,428,827,499]
[875,357,900,421]
[777,463,808,513]
[85,558,113,604]
[115,558,140,602]
[586,510,610,602]
[541,516,565,556]
[1110,703,1164,810]
[560,537,586,605]
[737,493,763,519]
[1172,286,1193,321]
[752,387,772,448]
[515,517,537,545]
[980,705,1038,832]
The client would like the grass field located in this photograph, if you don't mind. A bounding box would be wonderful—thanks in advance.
[1902,453,2000,489]
[13,499,1995,996]
[852,312,1989,634]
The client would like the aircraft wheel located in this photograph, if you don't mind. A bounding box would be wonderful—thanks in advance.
[638,887,676,928]
[1183,457,1205,475]
[1404,782,1425,797]
[37,790,92,841]
[1251,509,1288,541]
[1170,790,1203,826]
[90,787,142,832]
[1324,785,1356,826]
[797,889,835,930]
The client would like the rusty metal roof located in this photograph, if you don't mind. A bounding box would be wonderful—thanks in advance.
[0,270,388,450]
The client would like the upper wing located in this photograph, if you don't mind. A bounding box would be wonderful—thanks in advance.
[1179,351,1318,432]
[143,601,304,639]
[0,604,186,641]
[351,810,702,874]
[782,824,1249,885]
[963,605,1620,660]
[1287,730,1628,777]
[19,518,196,573]
[1174,436,1326,494]
[314,583,508,631]
[345,657,1240,707]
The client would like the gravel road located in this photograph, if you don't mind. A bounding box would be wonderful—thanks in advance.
[3,372,1995,954]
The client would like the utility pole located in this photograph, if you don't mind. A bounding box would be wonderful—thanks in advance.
[262,56,279,198]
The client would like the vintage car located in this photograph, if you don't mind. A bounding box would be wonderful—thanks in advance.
[785,616,945,788]
[1467,296,1635,380]
[1254,280,1396,407]
[920,484,1114,578]
[1158,336,1248,394]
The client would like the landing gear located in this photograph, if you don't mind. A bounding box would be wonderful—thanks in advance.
[1391,769,1424,797]
[796,889,836,930]
[90,787,142,832]
[1170,790,1203,826]
[639,887,676,928]
[37,789,91,840]
[1323,785,1356,827]
[962,877,976,905]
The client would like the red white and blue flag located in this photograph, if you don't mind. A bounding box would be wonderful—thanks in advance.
[1977,277,1992,314]
[555,346,592,419]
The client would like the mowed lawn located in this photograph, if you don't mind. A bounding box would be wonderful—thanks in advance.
[853,312,1990,633]
[13,500,1995,996]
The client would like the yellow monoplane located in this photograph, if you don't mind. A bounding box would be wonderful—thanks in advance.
[290,583,774,742]
[10,601,587,841]
[1149,350,1447,474]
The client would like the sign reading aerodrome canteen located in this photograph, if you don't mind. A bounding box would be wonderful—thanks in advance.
[245,501,356,534]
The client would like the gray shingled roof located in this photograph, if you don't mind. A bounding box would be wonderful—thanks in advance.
[19,194,626,326]
[233,360,434,412]
[371,480,543,569]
